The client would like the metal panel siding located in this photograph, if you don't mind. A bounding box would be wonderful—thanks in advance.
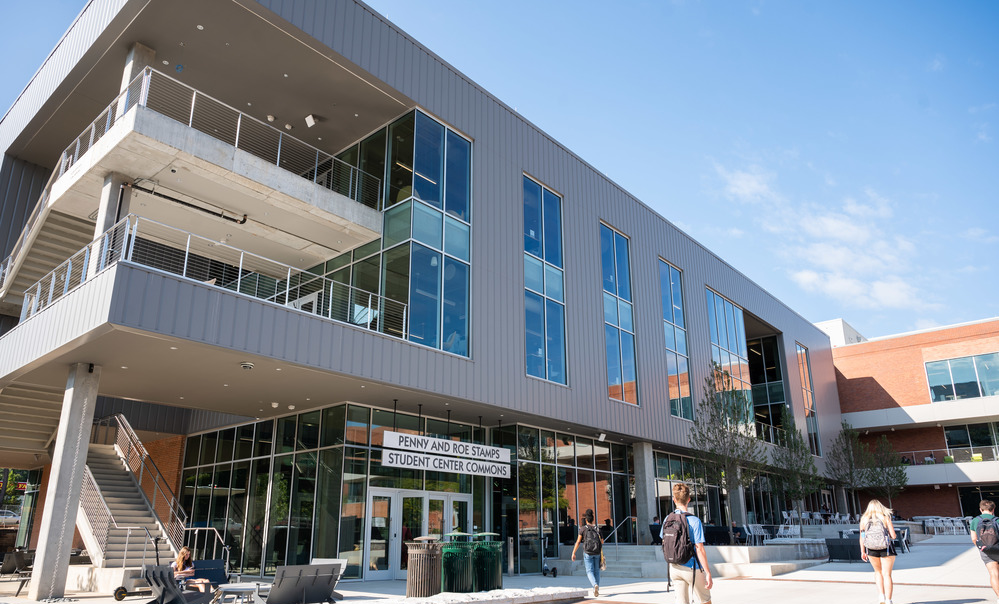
[0,155,50,259]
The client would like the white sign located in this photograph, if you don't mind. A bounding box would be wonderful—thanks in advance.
[383,431,511,463]
[382,449,511,478]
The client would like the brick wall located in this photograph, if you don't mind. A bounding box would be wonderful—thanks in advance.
[834,319,999,414]
[860,485,962,519]
[859,426,947,458]
[143,435,186,528]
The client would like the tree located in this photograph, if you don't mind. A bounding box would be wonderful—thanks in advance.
[687,364,767,545]
[863,435,908,507]
[825,422,869,515]
[769,408,822,525]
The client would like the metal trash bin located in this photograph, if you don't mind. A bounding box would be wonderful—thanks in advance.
[473,540,503,591]
[440,542,475,593]
[406,541,443,598]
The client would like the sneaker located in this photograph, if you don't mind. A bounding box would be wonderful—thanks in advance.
[593,585,599,598]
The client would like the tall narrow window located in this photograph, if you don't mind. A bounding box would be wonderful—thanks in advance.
[796,343,821,456]
[705,289,750,416]
[747,335,788,444]
[659,260,691,419]
[602,224,636,404]
[523,176,566,384]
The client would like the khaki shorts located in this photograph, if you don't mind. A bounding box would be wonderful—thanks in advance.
[669,563,711,604]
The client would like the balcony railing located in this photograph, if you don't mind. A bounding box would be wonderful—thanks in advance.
[896,445,999,465]
[20,214,408,339]
[1,67,382,295]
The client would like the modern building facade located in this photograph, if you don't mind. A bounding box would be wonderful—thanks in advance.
[834,318,999,519]
[0,0,842,596]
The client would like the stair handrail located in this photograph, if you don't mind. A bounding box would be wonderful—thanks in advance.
[604,515,637,554]
[80,466,156,568]
[92,413,187,551]
[184,527,231,570]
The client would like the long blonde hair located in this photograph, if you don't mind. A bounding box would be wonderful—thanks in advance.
[860,499,893,529]
[175,546,192,570]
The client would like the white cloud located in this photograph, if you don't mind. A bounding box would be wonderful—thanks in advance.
[976,123,992,143]
[714,164,780,204]
[969,103,997,114]
[962,227,999,243]
[913,318,942,331]
[927,55,946,72]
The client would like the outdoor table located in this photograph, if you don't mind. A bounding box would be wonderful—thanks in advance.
[212,582,271,603]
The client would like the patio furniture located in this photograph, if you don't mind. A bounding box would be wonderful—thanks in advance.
[144,565,216,604]
[250,562,345,604]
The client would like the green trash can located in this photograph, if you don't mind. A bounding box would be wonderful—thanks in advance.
[406,541,442,598]
[440,542,475,593]
[473,541,503,591]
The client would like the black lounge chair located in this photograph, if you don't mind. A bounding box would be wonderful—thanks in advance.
[190,559,229,588]
[251,563,345,604]
[0,551,31,596]
[143,565,215,604]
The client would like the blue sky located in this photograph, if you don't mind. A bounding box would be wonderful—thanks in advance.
[3,1,997,339]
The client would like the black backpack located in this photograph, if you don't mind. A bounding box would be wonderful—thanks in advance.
[661,511,696,565]
[582,524,602,555]
[978,516,999,561]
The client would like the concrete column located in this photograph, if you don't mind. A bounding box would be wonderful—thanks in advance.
[94,173,132,238]
[28,363,101,600]
[631,442,657,545]
[835,486,850,515]
[730,484,748,525]
[121,43,156,93]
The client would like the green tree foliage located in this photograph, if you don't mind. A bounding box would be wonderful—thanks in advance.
[825,422,868,514]
[863,435,908,507]
[688,364,767,544]
[769,409,822,525]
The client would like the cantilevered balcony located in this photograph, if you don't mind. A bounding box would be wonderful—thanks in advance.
[1,67,385,311]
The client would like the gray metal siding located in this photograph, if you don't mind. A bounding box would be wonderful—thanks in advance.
[95,396,251,435]
[0,155,50,259]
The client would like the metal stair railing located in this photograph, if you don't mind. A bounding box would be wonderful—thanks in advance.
[604,515,637,554]
[92,413,187,552]
[80,466,156,568]
[184,527,231,571]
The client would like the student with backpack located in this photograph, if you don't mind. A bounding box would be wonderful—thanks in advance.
[571,509,603,597]
[859,499,897,604]
[660,483,713,604]
[970,499,999,603]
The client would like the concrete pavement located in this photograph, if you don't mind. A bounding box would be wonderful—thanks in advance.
[2,536,996,604]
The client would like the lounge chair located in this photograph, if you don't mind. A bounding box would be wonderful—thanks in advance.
[251,562,345,604]
[143,565,215,604]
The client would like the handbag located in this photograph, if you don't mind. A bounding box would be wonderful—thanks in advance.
[599,551,606,571]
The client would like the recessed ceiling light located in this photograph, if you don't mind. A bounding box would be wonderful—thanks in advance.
[247,102,252,107]
[170,346,178,350]
[275,368,282,371]
[317,137,322,141]
[162,60,169,65]
[360,385,365,388]
[266,115,275,122]
[224,384,229,387]
[306,398,311,401]
[196,24,204,30]
[121,366,128,369]
[288,405,296,410]
[179,396,185,400]
[283,73,289,78]
[271,402,279,408]
[284,123,292,130]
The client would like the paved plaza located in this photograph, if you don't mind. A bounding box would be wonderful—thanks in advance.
[2,537,995,604]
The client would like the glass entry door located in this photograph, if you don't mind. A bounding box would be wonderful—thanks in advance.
[365,489,472,580]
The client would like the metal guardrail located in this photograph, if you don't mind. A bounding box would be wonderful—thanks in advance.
[92,413,187,552]
[0,66,382,297]
[80,465,155,568]
[604,515,637,554]
[896,445,999,465]
[184,527,231,568]
[755,421,789,447]
[20,214,409,339]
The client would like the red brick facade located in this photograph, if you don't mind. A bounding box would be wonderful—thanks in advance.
[859,485,962,519]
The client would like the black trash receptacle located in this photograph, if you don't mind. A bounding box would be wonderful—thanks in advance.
[406,541,442,598]
[440,542,475,593]
[473,541,503,591]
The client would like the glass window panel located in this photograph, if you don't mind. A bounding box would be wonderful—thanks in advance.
[241,457,271,575]
[524,255,544,293]
[762,336,782,382]
[414,111,444,207]
[576,437,595,469]
[288,452,317,565]
[345,405,370,445]
[541,430,557,464]
[525,291,546,379]
[524,178,543,257]
[387,112,415,207]
[409,244,442,348]
[545,300,567,385]
[383,200,412,249]
[605,325,622,399]
[945,426,971,449]
[968,423,994,447]
[670,266,685,329]
[706,290,719,345]
[313,447,343,559]
[442,258,469,356]
[276,417,296,454]
[519,426,540,461]
[714,295,728,349]
[518,462,541,573]
[321,405,346,448]
[614,232,631,302]
[542,189,562,268]
[727,302,740,356]
[444,216,470,262]
[976,353,999,397]
[200,432,218,466]
[265,455,293,572]
[444,131,470,221]
[669,456,683,481]
[768,382,786,404]
[951,357,981,399]
[621,331,638,405]
[339,447,368,579]
[659,261,673,323]
[359,129,386,210]
[185,435,202,468]
[593,440,610,472]
[544,265,564,303]
[412,202,443,250]
[618,300,633,332]
[600,225,615,294]
[667,351,679,378]
[926,360,954,402]
[296,412,320,451]
[217,428,235,464]
[235,425,254,460]
[663,321,676,351]
[556,434,575,466]
[603,292,619,326]
[253,420,273,458]
[735,307,748,357]
[675,327,688,357]
[371,449,424,490]
[381,244,410,334]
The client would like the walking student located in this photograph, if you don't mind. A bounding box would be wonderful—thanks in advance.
[970,499,999,604]
[859,499,897,604]
[571,509,604,597]
[661,483,713,604]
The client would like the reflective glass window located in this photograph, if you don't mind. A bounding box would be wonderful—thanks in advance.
[444,216,469,262]
[414,111,444,207]
[975,353,999,397]
[600,225,615,294]
[951,357,981,399]
[603,224,637,403]
[542,188,562,268]
[409,244,441,348]
[444,131,470,221]
[386,113,415,207]
[523,176,566,384]
[413,202,443,249]
[383,200,412,249]
[614,231,632,301]
[277,417,296,454]
[545,299,566,384]
[321,405,346,447]
[926,360,953,402]
[544,264,564,302]
[524,179,543,257]
[605,324,622,399]
[525,255,544,293]
[442,258,469,356]
[525,291,546,378]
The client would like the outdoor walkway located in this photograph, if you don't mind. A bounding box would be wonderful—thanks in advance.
[2,536,995,604]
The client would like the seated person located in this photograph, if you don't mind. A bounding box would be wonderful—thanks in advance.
[649,516,662,545]
[171,547,211,593]
[730,521,746,544]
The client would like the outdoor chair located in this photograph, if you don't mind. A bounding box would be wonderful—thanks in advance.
[0,552,31,597]
[250,562,344,604]
[143,565,215,604]
[190,559,228,588]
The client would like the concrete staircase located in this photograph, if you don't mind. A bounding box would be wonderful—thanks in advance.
[83,444,174,567]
